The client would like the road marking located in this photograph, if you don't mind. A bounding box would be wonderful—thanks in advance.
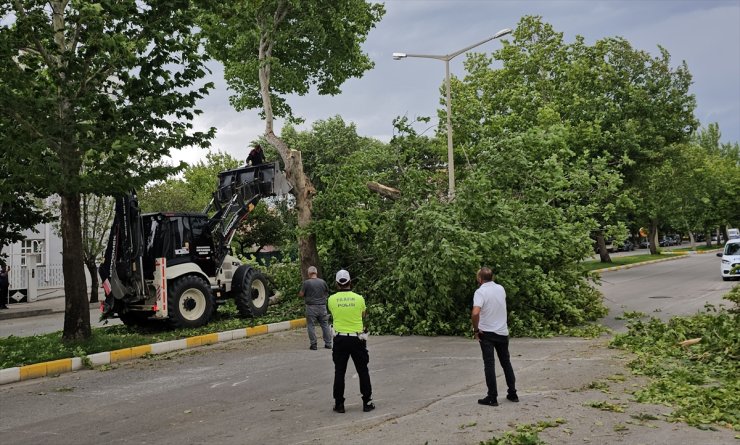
[232,377,250,386]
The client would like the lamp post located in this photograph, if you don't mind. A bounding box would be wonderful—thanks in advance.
[393,28,512,199]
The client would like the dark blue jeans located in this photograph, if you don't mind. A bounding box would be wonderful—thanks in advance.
[332,336,372,404]
[479,331,517,398]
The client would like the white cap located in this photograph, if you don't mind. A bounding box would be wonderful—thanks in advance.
[335,269,351,285]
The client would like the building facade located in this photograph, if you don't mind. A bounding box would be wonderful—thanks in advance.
[1,221,91,303]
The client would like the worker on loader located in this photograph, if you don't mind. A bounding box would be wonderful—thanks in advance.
[246,143,265,166]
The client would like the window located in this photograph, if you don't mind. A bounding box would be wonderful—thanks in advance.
[21,239,45,266]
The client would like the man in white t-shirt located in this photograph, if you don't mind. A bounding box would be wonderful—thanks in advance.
[471,267,518,406]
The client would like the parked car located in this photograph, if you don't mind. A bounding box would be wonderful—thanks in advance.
[728,228,739,240]
[716,239,740,281]
[670,234,682,245]
[616,239,635,252]
[639,239,650,249]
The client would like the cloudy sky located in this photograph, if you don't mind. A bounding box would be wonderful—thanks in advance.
[175,0,740,165]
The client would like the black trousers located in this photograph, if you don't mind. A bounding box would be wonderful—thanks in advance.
[332,336,372,404]
[0,286,8,307]
[479,331,517,398]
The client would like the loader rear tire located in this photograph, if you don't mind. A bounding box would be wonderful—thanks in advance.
[233,265,271,318]
[167,275,215,329]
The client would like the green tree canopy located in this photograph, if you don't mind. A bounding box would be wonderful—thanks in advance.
[0,0,214,339]
[450,16,696,257]
[285,116,611,336]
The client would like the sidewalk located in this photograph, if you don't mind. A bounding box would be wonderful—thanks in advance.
[0,297,97,321]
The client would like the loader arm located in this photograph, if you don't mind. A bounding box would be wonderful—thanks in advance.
[206,161,291,267]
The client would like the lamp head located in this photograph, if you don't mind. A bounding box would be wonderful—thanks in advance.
[493,28,513,39]
[392,52,407,60]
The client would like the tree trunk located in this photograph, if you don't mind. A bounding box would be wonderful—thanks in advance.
[649,219,659,255]
[257,27,322,282]
[595,231,611,263]
[264,134,321,280]
[686,225,696,250]
[61,193,91,341]
[85,258,99,303]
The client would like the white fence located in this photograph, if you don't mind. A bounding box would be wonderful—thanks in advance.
[8,264,92,301]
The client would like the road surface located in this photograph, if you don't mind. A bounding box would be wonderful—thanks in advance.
[0,254,736,445]
[597,252,734,330]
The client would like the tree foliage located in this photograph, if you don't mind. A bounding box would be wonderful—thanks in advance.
[284,116,608,336]
[453,16,697,258]
[0,120,50,251]
[0,0,214,339]
[198,0,385,119]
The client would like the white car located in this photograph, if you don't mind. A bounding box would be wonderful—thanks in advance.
[717,239,740,281]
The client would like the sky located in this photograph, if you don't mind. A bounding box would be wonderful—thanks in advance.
[174,0,740,166]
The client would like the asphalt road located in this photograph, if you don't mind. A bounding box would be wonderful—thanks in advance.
[0,253,736,445]
[597,252,734,331]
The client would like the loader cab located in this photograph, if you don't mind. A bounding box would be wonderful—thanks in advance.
[142,212,218,279]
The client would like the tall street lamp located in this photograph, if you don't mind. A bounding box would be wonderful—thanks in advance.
[393,28,512,199]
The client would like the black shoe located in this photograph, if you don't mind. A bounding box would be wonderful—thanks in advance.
[333,403,345,413]
[506,394,519,403]
[478,396,498,406]
[309,345,318,350]
[325,344,332,349]
[363,401,375,412]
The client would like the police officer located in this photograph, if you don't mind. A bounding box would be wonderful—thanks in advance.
[327,269,374,413]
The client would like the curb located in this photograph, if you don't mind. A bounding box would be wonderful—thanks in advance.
[0,309,54,320]
[693,248,724,254]
[0,318,307,386]
[594,252,689,274]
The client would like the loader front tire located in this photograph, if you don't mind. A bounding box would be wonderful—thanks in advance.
[167,275,215,329]
[233,265,271,318]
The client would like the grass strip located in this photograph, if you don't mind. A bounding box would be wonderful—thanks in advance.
[0,298,304,369]
[582,253,682,272]
[673,244,723,253]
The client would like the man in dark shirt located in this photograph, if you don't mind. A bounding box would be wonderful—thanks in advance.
[246,143,265,166]
[299,266,332,350]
